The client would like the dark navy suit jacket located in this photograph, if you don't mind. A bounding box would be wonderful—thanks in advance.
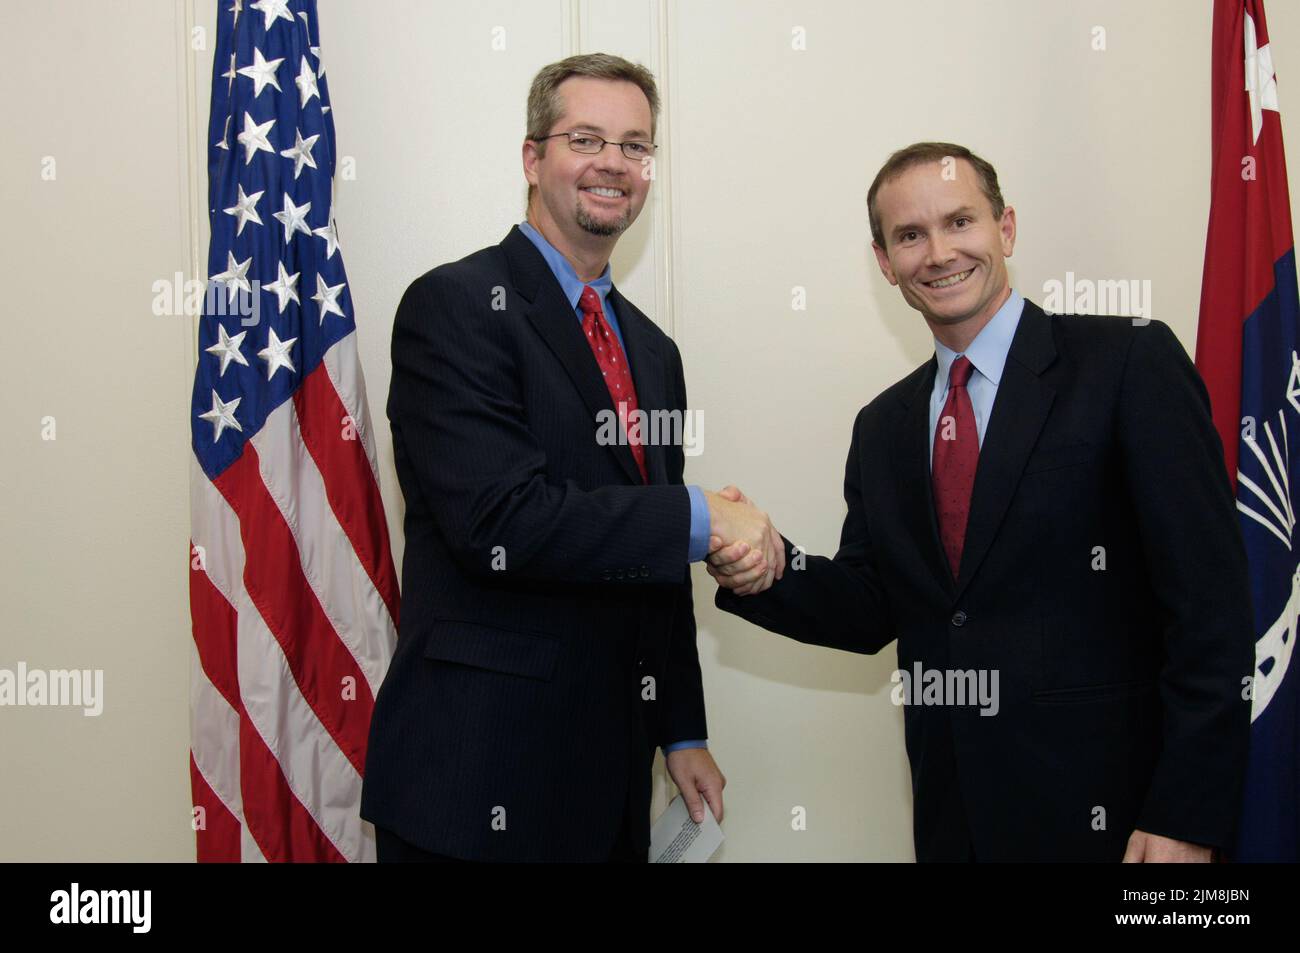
[718,301,1254,861]
[362,227,706,861]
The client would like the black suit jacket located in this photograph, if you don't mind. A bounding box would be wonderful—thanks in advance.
[717,300,1254,862]
[361,226,707,861]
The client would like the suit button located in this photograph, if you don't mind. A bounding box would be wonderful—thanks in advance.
[640,566,650,578]
[951,610,967,627]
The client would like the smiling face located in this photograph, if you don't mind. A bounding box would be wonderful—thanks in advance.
[871,158,1015,345]
[523,76,653,247]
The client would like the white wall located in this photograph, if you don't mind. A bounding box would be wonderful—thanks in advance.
[3,0,1298,861]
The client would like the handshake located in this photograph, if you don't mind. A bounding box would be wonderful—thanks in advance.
[703,486,785,596]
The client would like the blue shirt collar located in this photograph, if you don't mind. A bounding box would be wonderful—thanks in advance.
[518,220,613,313]
[933,288,1025,388]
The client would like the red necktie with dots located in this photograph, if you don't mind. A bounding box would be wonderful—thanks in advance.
[932,355,979,578]
[579,285,648,483]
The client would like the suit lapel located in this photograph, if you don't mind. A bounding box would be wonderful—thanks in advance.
[896,358,954,595]
[953,301,1058,599]
[504,226,648,485]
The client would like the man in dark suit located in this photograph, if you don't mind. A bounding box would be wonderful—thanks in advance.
[708,142,1255,862]
[361,54,782,862]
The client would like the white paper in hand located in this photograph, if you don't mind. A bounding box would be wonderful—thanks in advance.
[649,794,724,863]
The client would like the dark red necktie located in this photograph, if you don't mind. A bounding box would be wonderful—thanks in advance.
[579,285,647,483]
[932,356,978,578]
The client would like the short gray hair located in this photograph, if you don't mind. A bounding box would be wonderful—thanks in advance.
[525,53,660,201]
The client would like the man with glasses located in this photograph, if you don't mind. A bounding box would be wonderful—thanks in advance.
[362,53,781,862]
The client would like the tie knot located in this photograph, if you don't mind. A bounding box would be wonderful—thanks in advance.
[579,285,602,316]
[949,355,975,388]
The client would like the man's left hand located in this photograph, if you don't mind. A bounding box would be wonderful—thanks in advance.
[665,747,726,824]
[1122,829,1213,862]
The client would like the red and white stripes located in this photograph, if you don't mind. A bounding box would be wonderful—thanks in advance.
[189,335,398,862]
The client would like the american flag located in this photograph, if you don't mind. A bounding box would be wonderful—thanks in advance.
[188,0,398,862]
[1196,0,1299,860]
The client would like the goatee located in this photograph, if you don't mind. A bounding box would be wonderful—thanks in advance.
[576,201,631,237]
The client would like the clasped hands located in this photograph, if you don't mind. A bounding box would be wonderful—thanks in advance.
[704,486,784,596]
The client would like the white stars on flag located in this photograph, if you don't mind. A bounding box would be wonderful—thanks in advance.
[223,184,264,235]
[199,0,352,427]
[280,128,319,179]
[236,112,276,165]
[295,56,320,107]
[263,261,301,313]
[257,328,298,381]
[205,324,249,377]
[198,390,243,442]
[273,193,313,243]
[250,0,294,31]
[238,47,285,99]
[313,216,340,259]
[211,251,253,303]
[215,114,231,152]
[312,274,346,323]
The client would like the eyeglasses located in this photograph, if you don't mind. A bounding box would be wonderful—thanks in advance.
[536,131,657,160]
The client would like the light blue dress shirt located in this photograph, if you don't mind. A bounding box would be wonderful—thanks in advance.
[928,289,1025,468]
[519,221,707,756]
[519,220,627,353]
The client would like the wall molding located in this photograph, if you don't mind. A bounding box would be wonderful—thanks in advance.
[651,0,679,342]
[561,0,584,56]
[180,0,203,365]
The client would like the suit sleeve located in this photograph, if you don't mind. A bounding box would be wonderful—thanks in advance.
[656,574,708,745]
[653,341,707,746]
[714,409,895,655]
[1116,320,1254,850]
[388,271,691,585]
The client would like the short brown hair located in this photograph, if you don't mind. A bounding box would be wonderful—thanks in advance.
[525,53,660,202]
[867,142,1005,247]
